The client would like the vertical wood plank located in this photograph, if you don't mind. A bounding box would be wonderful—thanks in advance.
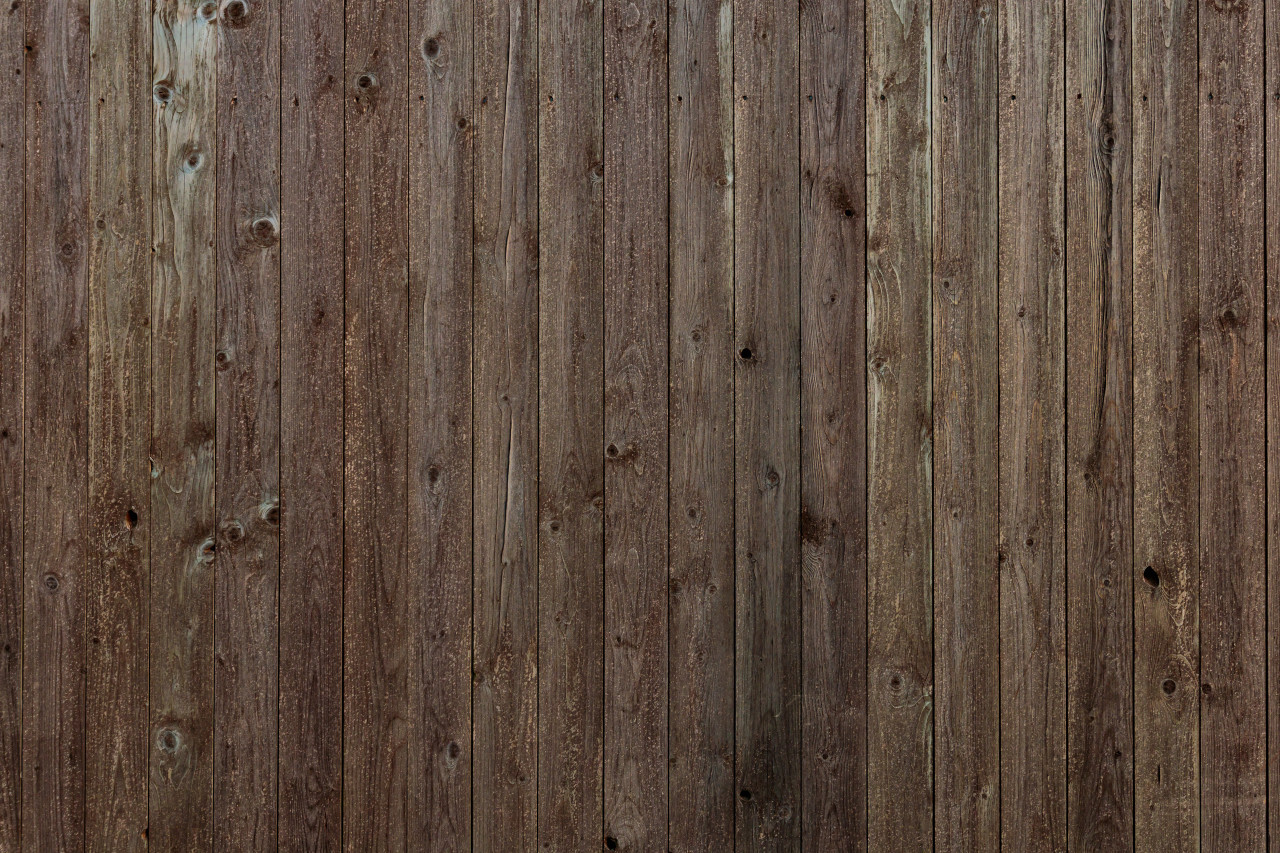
[472,0,539,842]
[343,0,412,842]
[410,0,474,846]
[997,0,1065,847]
[1199,0,1265,846]
[1269,0,1280,843]
[865,0,932,845]
[215,0,281,846]
[799,0,866,844]
[87,0,151,846]
[667,0,735,846]
[603,0,669,847]
[734,0,801,846]
[538,0,603,848]
[150,0,217,847]
[23,0,90,848]
[278,0,344,846]
[1132,0,1198,847]
[932,0,998,847]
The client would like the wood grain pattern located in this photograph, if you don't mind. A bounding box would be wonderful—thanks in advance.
[1269,0,1280,844]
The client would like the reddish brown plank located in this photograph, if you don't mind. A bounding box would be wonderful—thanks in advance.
[1268,0,1280,843]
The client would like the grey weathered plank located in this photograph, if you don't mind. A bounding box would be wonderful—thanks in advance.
[1132,0,1198,847]
[932,0,998,847]
[734,0,801,846]
[538,0,603,848]
[997,0,1065,847]
[865,0,933,846]
[1199,0,1266,847]
[799,0,865,844]
[472,0,539,843]
[410,0,474,845]
[215,0,281,847]
[278,0,344,846]
[150,1,217,847]
[86,0,151,846]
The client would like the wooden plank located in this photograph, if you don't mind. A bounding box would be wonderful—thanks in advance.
[1132,0,1198,847]
[1198,0,1266,846]
[1269,0,1280,844]
[932,0,998,847]
[343,0,412,843]
[409,0,473,846]
[865,0,932,846]
[997,0,1065,847]
[734,0,800,846]
[23,0,90,848]
[667,0,735,846]
[150,0,217,847]
[799,0,865,844]
[86,0,151,846]
[215,0,281,846]
[603,0,669,848]
[472,0,539,843]
[538,0,603,847]
[278,0,344,846]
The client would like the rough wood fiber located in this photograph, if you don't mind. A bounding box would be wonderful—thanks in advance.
[799,0,865,844]
[1269,0,1280,844]
[866,0,933,846]
[278,0,344,846]
[604,0,669,848]
[411,0,474,847]
[472,0,539,843]
[1199,0,1266,848]
[150,0,217,848]
[538,0,603,848]
[1132,0,1198,847]
[668,0,734,847]
[86,0,150,847]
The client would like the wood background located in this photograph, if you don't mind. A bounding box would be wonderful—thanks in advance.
[0,0,1276,849]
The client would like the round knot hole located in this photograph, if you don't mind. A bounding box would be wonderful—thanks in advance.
[223,0,248,23]
[739,347,753,361]
[153,83,173,105]
[1142,566,1160,588]
[43,574,59,591]
[422,37,440,59]
[250,215,279,246]
[1161,679,1176,695]
[356,72,377,91]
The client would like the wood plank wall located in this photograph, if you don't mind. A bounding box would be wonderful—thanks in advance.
[4,0,1280,850]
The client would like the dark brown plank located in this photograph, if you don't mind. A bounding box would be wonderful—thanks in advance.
[1199,0,1265,847]
[932,0,998,847]
[668,0,734,847]
[472,0,539,842]
[865,0,932,846]
[86,0,150,846]
[278,0,344,846]
[997,0,1065,847]
[23,0,89,849]
[150,1,217,847]
[1269,0,1280,844]
[734,0,800,846]
[1132,0,1198,846]
[343,0,412,842]
[215,0,281,846]
[799,0,865,844]
[409,0,473,846]
[538,0,603,848]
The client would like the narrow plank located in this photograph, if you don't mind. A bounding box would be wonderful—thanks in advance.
[1269,0,1280,843]
[538,0,603,847]
[865,0,933,845]
[22,0,90,848]
[86,0,151,846]
[997,0,1065,847]
[1132,0,1198,847]
[799,0,865,843]
[734,0,801,845]
[343,0,412,842]
[668,0,735,845]
[278,0,344,845]
[932,0,998,846]
[150,0,217,847]
[215,0,281,846]
[472,0,539,842]
[409,0,474,845]
[1064,0,1133,846]
[1198,0,1266,846]
[603,0,669,847]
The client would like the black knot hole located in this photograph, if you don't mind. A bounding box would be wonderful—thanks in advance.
[739,347,753,361]
[739,788,751,800]
[1161,679,1176,695]
[1142,566,1160,588]
[356,73,376,90]
[125,508,139,529]
[605,838,619,850]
